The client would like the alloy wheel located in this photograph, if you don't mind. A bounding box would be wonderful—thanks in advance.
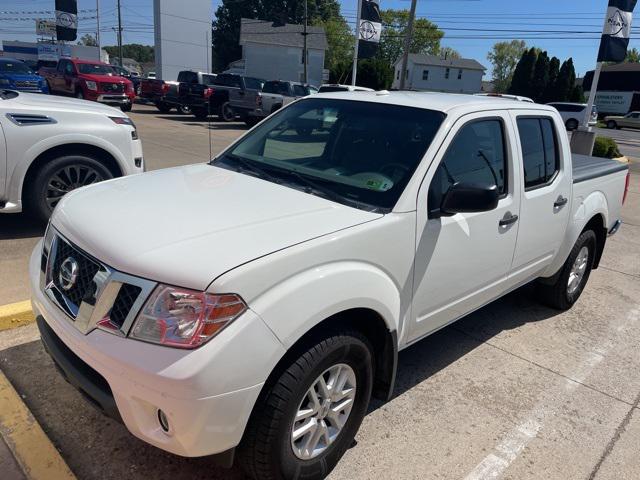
[567,246,589,295]
[46,164,104,209]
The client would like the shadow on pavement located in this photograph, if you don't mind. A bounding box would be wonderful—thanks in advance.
[0,286,560,480]
[0,213,46,240]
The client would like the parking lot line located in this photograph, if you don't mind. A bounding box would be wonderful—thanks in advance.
[0,301,34,332]
[0,370,76,480]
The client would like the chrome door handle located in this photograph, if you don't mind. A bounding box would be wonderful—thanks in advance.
[554,196,568,208]
[499,213,519,227]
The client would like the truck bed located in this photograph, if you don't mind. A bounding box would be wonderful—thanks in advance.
[572,154,628,184]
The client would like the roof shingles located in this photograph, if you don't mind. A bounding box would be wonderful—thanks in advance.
[240,18,328,50]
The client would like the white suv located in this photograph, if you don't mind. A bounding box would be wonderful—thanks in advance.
[547,102,598,130]
[0,90,144,220]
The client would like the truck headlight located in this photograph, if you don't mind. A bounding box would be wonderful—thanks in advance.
[129,285,247,349]
[85,80,98,91]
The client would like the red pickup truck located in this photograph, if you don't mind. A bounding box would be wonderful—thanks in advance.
[39,58,135,111]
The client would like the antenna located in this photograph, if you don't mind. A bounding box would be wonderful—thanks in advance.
[206,30,212,162]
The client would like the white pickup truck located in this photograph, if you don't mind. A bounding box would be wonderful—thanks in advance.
[31,92,629,480]
[0,89,144,220]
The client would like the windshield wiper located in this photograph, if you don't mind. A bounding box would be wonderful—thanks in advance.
[215,154,281,184]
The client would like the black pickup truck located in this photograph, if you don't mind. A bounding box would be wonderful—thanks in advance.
[140,70,215,114]
[179,73,265,122]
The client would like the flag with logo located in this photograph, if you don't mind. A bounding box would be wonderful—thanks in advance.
[55,0,78,42]
[598,0,637,62]
[358,0,382,59]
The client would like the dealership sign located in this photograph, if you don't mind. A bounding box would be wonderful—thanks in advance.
[36,19,57,36]
[37,43,72,61]
[586,91,635,114]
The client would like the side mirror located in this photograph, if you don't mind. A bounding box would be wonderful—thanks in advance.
[440,182,499,216]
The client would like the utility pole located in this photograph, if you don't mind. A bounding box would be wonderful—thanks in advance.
[303,0,308,84]
[117,0,123,66]
[583,62,602,128]
[399,0,417,90]
[96,0,101,52]
[351,0,362,86]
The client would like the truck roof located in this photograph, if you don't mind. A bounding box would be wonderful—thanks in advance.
[314,90,556,114]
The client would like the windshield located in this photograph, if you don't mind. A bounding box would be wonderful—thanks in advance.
[0,61,33,74]
[215,98,445,211]
[77,63,114,75]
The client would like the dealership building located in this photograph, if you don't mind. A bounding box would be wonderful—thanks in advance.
[583,63,640,115]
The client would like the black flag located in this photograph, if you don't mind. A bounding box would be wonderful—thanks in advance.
[56,0,78,42]
[597,0,637,62]
[358,0,382,59]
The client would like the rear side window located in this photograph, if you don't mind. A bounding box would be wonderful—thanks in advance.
[263,81,289,95]
[293,84,308,96]
[428,119,507,215]
[244,77,264,90]
[517,118,559,189]
[178,71,198,84]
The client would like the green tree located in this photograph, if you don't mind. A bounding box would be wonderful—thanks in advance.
[626,47,640,62]
[440,46,461,60]
[377,10,443,65]
[555,58,577,102]
[509,47,537,97]
[78,34,97,47]
[315,16,353,80]
[357,58,394,90]
[569,84,585,103]
[103,44,154,63]
[530,50,550,102]
[212,0,341,72]
[487,40,526,93]
[542,56,561,103]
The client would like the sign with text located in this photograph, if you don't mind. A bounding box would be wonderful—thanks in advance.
[36,19,57,36]
[586,90,635,114]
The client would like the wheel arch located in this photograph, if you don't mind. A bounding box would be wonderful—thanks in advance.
[582,213,607,269]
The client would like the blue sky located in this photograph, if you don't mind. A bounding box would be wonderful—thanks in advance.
[1,0,637,78]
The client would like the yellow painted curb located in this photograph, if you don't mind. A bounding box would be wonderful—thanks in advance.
[0,370,76,480]
[0,301,35,332]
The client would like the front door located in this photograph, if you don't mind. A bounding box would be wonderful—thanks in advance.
[410,111,522,342]
[509,111,571,283]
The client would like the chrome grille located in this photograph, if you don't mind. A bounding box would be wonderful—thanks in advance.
[15,80,39,88]
[41,229,156,336]
[101,82,124,93]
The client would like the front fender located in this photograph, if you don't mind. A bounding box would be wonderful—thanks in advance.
[8,133,130,204]
[249,261,401,350]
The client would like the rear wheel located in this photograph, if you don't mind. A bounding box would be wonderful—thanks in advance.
[177,105,191,115]
[219,102,235,122]
[155,101,172,113]
[120,102,132,112]
[238,330,373,480]
[566,118,579,131]
[607,120,618,129]
[536,230,596,310]
[25,155,113,222]
[244,117,260,127]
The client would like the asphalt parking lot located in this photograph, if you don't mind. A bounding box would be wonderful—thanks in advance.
[1,104,640,479]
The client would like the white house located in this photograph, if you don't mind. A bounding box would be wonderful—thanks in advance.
[229,18,328,86]
[392,53,486,93]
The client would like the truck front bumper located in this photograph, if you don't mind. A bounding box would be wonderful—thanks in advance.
[96,94,131,105]
[29,242,285,458]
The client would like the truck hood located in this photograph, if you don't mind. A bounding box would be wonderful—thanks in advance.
[79,73,131,85]
[11,91,123,114]
[52,164,382,290]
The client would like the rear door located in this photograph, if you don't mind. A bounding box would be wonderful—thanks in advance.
[410,111,522,341]
[509,111,571,284]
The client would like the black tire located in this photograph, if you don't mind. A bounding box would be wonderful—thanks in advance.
[536,230,597,310]
[270,104,282,114]
[607,120,618,130]
[120,102,132,112]
[25,154,113,222]
[76,89,84,100]
[177,105,192,115]
[193,107,209,120]
[244,117,260,127]
[566,118,579,131]
[155,101,172,113]
[238,330,374,480]
[218,102,235,122]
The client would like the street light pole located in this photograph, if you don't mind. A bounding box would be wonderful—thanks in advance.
[96,0,101,52]
[399,0,418,90]
[303,0,308,84]
[351,0,362,86]
[117,0,123,66]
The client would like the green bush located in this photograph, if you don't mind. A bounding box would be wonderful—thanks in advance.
[593,137,622,159]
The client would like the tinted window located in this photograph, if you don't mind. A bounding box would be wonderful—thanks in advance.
[203,74,216,85]
[178,71,198,84]
[551,103,584,113]
[221,98,445,211]
[244,77,264,90]
[0,61,32,74]
[77,63,113,75]
[293,84,308,96]
[428,119,507,215]
[263,81,289,95]
[318,86,348,93]
[517,118,559,189]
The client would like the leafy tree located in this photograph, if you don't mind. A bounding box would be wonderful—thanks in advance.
[212,0,341,72]
[487,40,526,93]
[377,10,443,65]
[357,58,394,90]
[103,44,154,63]
[542,56,561,103]
[570,84,585,103]
[530,51,549,102]
[626,47,640,62]
[315,16,353,79]
[555,58,577,102]
[78,34,97,47]
[509,47,537,97]
[440,46,461,60]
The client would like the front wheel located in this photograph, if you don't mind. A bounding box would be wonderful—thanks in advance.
[607,120,618,129]
[536,230,596,310]
[177,105,191,115]
[25,154,113,222]
[566,118,579,131]
[238,331,373,480]
[120,102,132,112]
[155,101,172,113]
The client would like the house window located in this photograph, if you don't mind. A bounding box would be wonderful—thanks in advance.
[396,69,400,80]
[445,68,450,79]
[422,69,429,81]
[458,69,463,80]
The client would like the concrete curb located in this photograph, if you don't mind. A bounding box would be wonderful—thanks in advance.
[0,370,76,480]
[0,301,35,332]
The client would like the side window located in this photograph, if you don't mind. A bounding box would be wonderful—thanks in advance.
[65,62,74,75]
[445,68,450,79]
[428,119,507,215]
[517,117,559,189]
[57,60,66,72]
[293,84,308,96]
[422,70,429,80]
[458,69,463,80]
